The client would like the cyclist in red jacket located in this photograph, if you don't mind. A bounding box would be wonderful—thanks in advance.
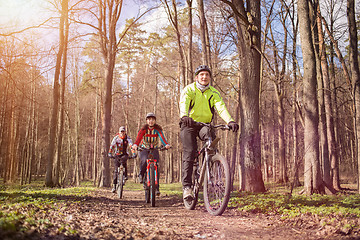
[132,113,171,195]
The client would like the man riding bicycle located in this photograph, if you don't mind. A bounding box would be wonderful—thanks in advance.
[108,126,134,193]
[179,65,239,200]
[132,113,171,196]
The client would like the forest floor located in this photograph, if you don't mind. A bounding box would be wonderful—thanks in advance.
[3,183,359,240]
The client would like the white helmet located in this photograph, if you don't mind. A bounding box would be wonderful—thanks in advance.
[146,112,156,120]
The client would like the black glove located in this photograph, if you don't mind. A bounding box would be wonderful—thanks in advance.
[180,116,195,127]
[228,121,239,132]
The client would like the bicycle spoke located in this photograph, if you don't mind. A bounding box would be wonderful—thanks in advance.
[203,154,230,216]
[208,162,225,206]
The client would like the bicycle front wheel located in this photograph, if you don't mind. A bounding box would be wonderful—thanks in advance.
[203,154,231,216]
[150,163,156,207]
[117,170,124,199]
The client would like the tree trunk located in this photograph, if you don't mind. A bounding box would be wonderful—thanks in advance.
[161,0,186,86]
[55,6,69,187]
[290,4,301,188]
[98,0,124,188]
[298,0,324,195]
[315,3,338,190]
[230,0,265,192]
[347,0,360,193]
[93,87,100,185]
[312,10,330,190]
[230,72,240,189]
[197,0,209,66]
[46,0,68,187]
[186,0,193,83]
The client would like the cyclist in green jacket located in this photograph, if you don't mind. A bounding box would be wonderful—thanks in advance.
[179,65,239,200]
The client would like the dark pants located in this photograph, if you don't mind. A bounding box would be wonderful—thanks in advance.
[113,155,128,184]
[180,124,215,188]
[139,149,160,188]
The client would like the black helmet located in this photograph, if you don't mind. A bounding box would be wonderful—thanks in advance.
[146,112,156,120]
[195,65,212,76]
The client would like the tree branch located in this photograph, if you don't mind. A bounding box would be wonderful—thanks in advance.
[0,18,54,37]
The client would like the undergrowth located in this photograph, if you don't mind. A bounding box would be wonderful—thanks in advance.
[1,180,359,238]
[228,189,360,236]
[0,180,95,239]
[228,191,360,217]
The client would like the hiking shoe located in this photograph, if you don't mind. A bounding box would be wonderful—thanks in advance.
[183,187,193,200]
[111,186,116,193]
[156,189,160,196]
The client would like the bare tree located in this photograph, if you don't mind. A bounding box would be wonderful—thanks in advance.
[315,1,338,192]
[186,0,193,83]
[46,0,69,187]
[298,0,324,195]
[162,0,187,86]
[197,0,210,67]
[221,0,265,192]
[83,0,153,187]
[347,0,360,193]
[54,1,70,187]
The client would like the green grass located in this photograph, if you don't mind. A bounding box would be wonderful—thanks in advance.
[0,180,96,238]
[228,190,360,220]
[1,180,359,237]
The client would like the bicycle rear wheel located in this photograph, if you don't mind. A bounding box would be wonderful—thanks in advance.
[150,163,156,207]
[203,154,231,216]
[117,170,124,199]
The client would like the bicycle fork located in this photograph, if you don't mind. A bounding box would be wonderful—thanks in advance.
[146,159,158,187]
[205,140,215,186]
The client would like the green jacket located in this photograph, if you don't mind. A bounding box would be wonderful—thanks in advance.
[179,82,234,124]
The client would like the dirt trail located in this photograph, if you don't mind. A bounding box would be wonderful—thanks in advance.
[30,187,340,240]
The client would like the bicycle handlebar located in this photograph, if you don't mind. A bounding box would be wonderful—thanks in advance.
[109,154,137,159]
[195,122,230,131]
[137,145,170,151]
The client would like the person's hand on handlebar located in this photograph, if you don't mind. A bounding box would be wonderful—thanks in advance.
[228,121,239,132]
[131,144,138,151]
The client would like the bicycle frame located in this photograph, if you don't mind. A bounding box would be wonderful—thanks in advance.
[111,154,136,199]
[117,159,126,181]
[194,135,220,193]
[145,154,158,187]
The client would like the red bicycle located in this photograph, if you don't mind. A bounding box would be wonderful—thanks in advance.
[138,145,169,207]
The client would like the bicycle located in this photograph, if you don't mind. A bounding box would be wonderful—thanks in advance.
[183,122,231,216]
[110,154,136,199]
[138,145,169,207]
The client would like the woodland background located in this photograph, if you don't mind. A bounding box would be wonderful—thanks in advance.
[1,0,360,195]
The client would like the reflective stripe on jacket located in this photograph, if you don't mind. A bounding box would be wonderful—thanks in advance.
[179,82,233,124]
